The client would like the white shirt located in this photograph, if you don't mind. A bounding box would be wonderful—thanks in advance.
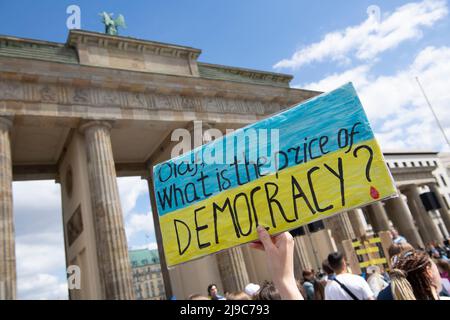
[325,273,374,300]
[367,273,388,297]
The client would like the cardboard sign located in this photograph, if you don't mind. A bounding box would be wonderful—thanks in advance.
[343,232,392,275]
[153,83,396,267]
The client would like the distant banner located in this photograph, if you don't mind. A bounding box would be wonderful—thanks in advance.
[153,83,396,267]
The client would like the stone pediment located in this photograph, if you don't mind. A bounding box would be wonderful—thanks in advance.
[67,30,201,77]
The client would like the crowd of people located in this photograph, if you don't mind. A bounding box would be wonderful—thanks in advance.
[186,227,450,300]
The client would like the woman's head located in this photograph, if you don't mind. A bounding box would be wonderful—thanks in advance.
[253,281,281,300]
[390,228,399,239]
[322,259,334,276]
[188,293,209,300]
[436,259,450,274]
[207,283,218,297]
[226,291,251,300]
[302,270,315,282]
[390,250,437,300]
[388,242,414,260]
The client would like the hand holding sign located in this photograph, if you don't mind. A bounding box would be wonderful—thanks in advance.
[152,83,396,267]
[251,226,303,300]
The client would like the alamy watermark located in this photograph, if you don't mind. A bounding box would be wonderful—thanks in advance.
[367,4,381,24]
[67,265,81,290]
[169,121,280,171]
[66,5,81,30]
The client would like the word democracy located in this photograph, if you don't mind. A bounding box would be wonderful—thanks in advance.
[173,156,347,256]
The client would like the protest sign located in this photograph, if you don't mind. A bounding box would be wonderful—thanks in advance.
[153,82,397,267]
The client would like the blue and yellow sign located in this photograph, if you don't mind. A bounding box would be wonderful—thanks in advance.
[153,83,396,267]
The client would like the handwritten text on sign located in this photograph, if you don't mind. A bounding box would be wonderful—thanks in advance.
[153,83,396,267]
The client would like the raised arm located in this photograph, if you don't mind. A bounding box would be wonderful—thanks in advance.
[250,226,304,300]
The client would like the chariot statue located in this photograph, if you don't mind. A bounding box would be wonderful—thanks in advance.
[100,12,126,36]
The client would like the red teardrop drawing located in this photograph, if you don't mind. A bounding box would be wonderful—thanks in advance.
[370,186,380,199]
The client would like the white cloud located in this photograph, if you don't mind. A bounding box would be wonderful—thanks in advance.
[117,177,156,245]
[18,273,68,300]
[117,177,157,247]
[125,212,155,239]
[13,181,68,300]
[296,64,371,91]
[16,234,65,276]
[15,232,68,300]
[274,0,448,70]
[117,177,149,217]
[13,181,61,235]
[301,46,450,152]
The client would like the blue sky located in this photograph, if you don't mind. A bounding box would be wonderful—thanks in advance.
[2,0,446,84]
[2,0,450,299]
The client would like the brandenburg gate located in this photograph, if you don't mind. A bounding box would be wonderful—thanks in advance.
[2,30,449,300]
[0,30,319,299]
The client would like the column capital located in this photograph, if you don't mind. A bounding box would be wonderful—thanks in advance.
[79,119,114,135]
[397,191,408,201]
[427,181,439,188]
[0,116,13,131]
[401,183,420,195]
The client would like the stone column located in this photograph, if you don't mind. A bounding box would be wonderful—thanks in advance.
[0,118,15,300]
[428,183,450,235]
[384,193,424,249]
[403,185,443,245]
[216,247,250,293]
[80,120,134,300]
[143,174,173,299]
[346,209,366,238]
[293,235,313,275]
[365,202,390,233]
[324,212,355,253]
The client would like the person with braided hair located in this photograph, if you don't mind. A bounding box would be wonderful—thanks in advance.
[378,250,444,300]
